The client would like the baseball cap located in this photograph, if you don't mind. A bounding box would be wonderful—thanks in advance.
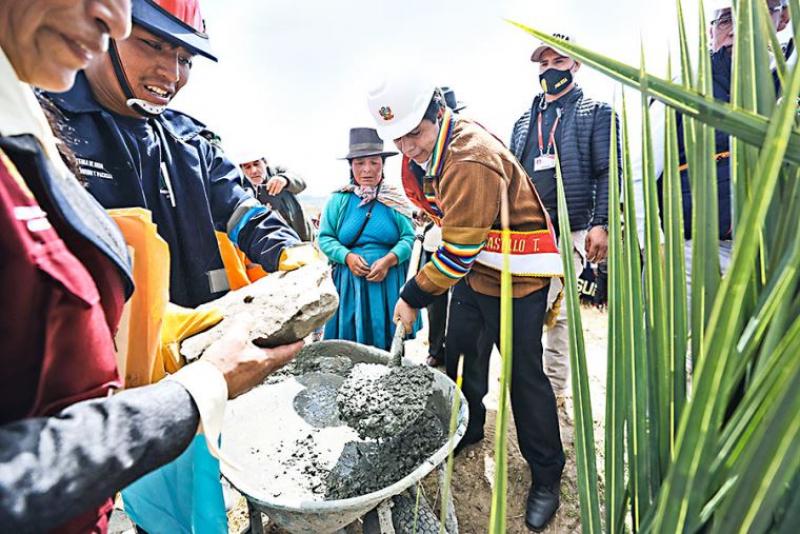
[531,32,576,62]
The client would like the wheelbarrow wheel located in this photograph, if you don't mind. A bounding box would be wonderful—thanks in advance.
[362,490,442,534]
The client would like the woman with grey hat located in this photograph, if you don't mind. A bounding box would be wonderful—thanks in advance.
[319,128,419,350]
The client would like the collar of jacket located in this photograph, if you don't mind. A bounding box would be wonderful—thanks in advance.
[534,85,583,111]
[46,72,207,142]
[402,109,455,221]
[0,44,72,176]
[0,47,133,297]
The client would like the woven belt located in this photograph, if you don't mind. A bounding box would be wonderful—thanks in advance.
[678,151,730,173]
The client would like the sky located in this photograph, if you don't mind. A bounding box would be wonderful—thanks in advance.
[173,0,700,198]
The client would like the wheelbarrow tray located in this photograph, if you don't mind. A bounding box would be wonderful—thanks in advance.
[220,340,468,533]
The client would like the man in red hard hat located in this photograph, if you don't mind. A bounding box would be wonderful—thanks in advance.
[44,0,312,310]
[40,0,315,530]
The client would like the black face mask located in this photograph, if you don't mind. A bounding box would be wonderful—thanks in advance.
[539,68,574,96]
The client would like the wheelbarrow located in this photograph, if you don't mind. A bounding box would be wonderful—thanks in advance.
[220,340,468,533]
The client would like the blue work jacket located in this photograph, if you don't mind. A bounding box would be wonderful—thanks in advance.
[45,74,299,307]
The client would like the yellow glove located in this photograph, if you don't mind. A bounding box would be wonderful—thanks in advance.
[159,303,224,375]
[278,244,322,271]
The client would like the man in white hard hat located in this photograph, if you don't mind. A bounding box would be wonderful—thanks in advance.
[368,77,565,531]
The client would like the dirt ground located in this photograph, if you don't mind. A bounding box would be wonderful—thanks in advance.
[228,306,609,534]
[411,306,608,534]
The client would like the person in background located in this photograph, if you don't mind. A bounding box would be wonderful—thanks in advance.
[441,86,466,114]
[509,32,615,405]
[319,127,419,351]
[237,151,314,241]
[43,0,311,310]
[0,0,302,530]
[370,76,565,531]
[634,0,790,280]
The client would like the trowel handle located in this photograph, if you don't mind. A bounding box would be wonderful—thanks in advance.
[391,223,427,367]
[406,236,424,282]
[389,321,406,367]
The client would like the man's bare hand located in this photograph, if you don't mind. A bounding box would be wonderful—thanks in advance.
[202,319,303,398]
[585,225,609,263]
[393,298,418,334]
[266,176,289,196]
[345,253,370,277]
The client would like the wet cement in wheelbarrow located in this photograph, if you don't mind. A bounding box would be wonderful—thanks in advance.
[336,363,435,440]
[238,357,446,501]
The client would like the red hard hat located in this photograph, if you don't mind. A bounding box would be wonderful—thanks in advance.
[132,0,217,62]
[152,0,204,32]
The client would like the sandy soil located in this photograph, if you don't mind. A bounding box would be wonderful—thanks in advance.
[228,306,609,534]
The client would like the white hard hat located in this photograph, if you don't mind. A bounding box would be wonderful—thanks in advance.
[367,74,437,141]
[229,145,265,166]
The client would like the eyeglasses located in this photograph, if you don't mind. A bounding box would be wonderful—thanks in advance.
[712,5,782,28]
[712,12,734,27]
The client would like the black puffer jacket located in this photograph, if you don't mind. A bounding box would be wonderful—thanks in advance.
[510,87,617,230]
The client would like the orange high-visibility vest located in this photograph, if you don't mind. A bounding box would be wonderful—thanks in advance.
[110,208,222,387]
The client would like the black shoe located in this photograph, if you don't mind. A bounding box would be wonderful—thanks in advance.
[425,353,444,367]
[525,483,560,532]
[453,430,484,457]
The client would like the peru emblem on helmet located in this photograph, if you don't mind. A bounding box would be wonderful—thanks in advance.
[379,106,394,121]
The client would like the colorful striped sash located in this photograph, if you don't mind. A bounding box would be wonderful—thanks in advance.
[419,107,455,219]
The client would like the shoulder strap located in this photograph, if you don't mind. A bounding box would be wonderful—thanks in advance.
[342,199,377,249]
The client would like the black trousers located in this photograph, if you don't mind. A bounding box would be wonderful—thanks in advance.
[427,290,448,359]
[445,279,565,487]
[422,250,449,360]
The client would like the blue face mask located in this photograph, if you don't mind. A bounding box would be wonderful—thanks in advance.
[539,68,574,96]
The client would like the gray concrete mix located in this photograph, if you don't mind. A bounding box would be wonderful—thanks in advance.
[325,410,444,499]
[224,355,446,503]
[336,363,435,440]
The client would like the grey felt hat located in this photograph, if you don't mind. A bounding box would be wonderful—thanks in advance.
[441,86,466,112]
[341,127,399,160]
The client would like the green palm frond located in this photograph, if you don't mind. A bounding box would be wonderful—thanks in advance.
[501,0,800,531]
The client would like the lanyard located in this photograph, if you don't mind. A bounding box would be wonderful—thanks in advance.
[426,107,454,179]
[537,107,561,156]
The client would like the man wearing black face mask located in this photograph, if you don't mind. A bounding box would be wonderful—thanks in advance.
[510,33,617,406]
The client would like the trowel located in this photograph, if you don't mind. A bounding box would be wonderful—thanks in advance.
[389,223,428,366]
[338,225,434,439]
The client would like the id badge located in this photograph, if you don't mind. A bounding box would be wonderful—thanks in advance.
[534,154,557,171]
